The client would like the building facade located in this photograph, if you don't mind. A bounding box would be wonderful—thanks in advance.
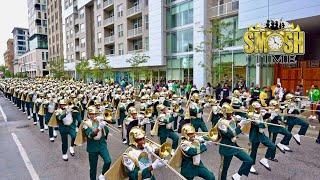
[47,0,64,62]
[11,27,30,75]
[3,39,14,73]
[18,0,49,77]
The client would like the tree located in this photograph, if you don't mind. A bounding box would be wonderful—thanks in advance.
[48,59,65,78]
[126,53,150,86]
[75,59,89,82]
[195,18,241,85]
[91,55,111,83]
[0,66,13,78]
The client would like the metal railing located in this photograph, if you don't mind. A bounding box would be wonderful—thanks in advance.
[127,27,142,37]
[104,35,115,44]
[127,4,142,17]
[103,0,114,8]
[104,16,114,26]
[128,49,143,54]
[209,0,239,18]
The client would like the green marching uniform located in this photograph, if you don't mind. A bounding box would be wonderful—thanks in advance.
[189,101,208,132]
[216,104,253,180]
[180,124,215,180]
[249,102,277,172]
[56,101,77,161]
[82,114,111,180]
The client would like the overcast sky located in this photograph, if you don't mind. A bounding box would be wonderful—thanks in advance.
[0,0,28,65]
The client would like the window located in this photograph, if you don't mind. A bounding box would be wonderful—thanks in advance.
[98,48,102,55]
[80,23,85,33]
[133,39,143,50]
[80,38,86,48]
[118,43,124,55]
[166,28,193,54]
[97,15,102,27]
[79,8,85,19]
[117,24,123,37]
[97,0,102,9]
[71,54,74,61]
[67,43,70,51]
[166,1,193,28]
[70,29,73,37]
[117,4,123,17]
[144,37,149,51]
[97,32,102,43]
[145,15,149,29]
[42,52,45,60]
[66,31,70,39]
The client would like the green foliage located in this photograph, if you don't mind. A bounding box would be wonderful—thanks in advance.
[15,72,28,78]
[126,53,150,85]
[75,59,89,82]
[48,59,65,78]
[0,66,13,78]
[91,55,111,82]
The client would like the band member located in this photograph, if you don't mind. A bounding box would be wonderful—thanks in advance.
[32,91,38,125]
[267,99,292,153]
[208,100,222,127]
[188,92,208,132]
[82,106,111,180]
[36,93,46,132]
[180,124,215,180]
[217,103,253,180]
[249,101,277,174]
[284,93,309,145]
[232,90,247,118]
[45,94,58,142]
[171,98,184,131]
[56,99,77,161]
[115,95,127,128]
[25,88,33,120]
[151,104,179,154]
[121,127,167,179]
[122,108,140,144]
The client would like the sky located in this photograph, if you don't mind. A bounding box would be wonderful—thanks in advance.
[0,0,28,65]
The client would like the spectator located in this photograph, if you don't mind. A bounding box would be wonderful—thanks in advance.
[274,83,284,100]
[308,85,320,119]
[215,83,222,100]
[172,81,179,95]
[205,82,213,96]
[120,79,126,91]
[185,81,192,99]
[168,80,173,91]
[251,85,261,101]
[222,83,230,99]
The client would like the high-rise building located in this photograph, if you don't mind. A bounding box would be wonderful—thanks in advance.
[47,0,64,62]
[11,27,29,75]
[3,39,14,73]
[18,0,49,77]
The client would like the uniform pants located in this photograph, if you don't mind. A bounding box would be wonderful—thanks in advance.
[159,129,179,149]
[38,115,44,130]
[250,134,276,164]
[183,166,215,180]
[269,126,292,145]
[21,101,25,112]
[191,118,208,132]
[287,117,309,136]
[26,102,31,116]
[220,150,253,180]
[60,132,75,154]
[88,147,111,180]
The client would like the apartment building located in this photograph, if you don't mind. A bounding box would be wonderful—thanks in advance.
[3,39,14,73]
[18,0,49,77]
[62,0,165,82]
[47,0,64,62]
[11,27,29,75]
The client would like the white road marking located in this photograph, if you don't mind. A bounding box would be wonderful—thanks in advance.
[11,133,40,180]
[0,105,7,122]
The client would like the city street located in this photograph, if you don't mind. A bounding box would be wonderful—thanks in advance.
[0,93,320,180]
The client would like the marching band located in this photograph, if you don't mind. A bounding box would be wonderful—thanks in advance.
[0,77,319,180]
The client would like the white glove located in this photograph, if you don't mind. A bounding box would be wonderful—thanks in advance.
[234,115,242,121]
[204,141,214,148]
[151,159,167,169]
[143,144,154,153]
[195,136,206,143]
[240,106,245,110]
[173,113,178,117]
[288,109,294,114]
[239,119,249,127]
[99,121,106,129]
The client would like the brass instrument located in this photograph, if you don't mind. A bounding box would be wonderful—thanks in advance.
[102,100,110,107]
[173,103,180,113]
[145,107,153,118]
[104,109,113,122]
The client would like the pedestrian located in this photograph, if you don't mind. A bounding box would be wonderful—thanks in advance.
[215,83,222,100]
[308,85,320,119]
[206,82,213,97]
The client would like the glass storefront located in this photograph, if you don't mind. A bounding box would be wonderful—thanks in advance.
[166,1,193,29]
[167,28,193,54]
[167,55,193,82]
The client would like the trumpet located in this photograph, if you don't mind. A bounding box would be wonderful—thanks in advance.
[172,104,180,113]
[103,109,113,122]
[145,107,153,117]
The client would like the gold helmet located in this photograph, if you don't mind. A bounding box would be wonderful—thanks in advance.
[59,99,67,105]
[221,103,233,114]
[181,124,195,138]
[157,104,166,112]
[269,99,279,107]
[233,90,240,97]
[94,100,101,106]
[129,107,137,115]
[120,95,126,100]
[87,106,100,114]
[251,101,261,109]
[285,93,294,100]
[192,93,200,101]
[129,127,145,146]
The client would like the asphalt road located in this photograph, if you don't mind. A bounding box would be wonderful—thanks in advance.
[0,93,320,180]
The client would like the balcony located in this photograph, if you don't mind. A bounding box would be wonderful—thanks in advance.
[127,4,142,17]
[104,17,114,27]
[127,27,142,38]
[103,0,114,9]
[209,0,239,18]
[128,49,143,54]
[104,35,114,44]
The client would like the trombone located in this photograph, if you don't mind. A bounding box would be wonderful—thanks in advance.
[103,108,113,122]
[145,138,187,180]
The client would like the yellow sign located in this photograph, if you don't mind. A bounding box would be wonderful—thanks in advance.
[244,20,305,55]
